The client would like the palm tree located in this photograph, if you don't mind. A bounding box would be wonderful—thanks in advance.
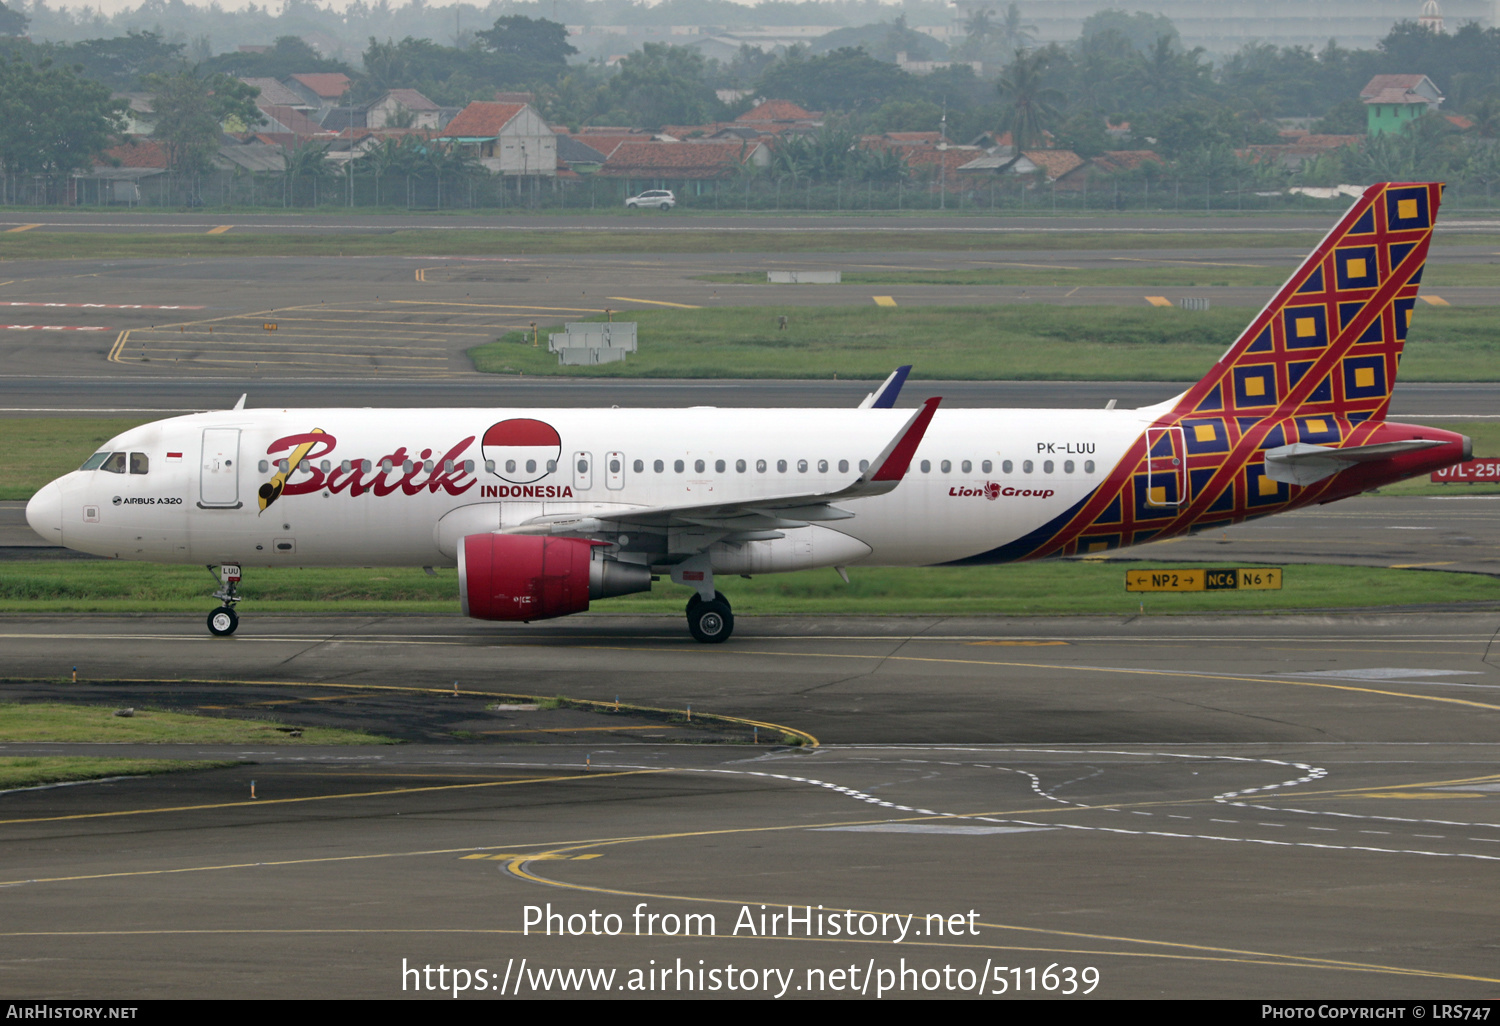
[996,49,1064,153]
[995,4,1037,52]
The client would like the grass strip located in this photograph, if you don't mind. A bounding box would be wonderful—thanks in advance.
[0,702,394,744]
[0,561,1494,616]
[0,756,236,789]
[696,262,1500,288]
[471,303,1500,382]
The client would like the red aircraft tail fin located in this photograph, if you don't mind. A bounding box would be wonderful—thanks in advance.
[1172,182,1441,423]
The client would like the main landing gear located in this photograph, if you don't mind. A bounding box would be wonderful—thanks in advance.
[686,591,734,644]
[207,563,242,637]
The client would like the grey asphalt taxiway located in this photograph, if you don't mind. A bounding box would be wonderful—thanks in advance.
[3,613,1500,998]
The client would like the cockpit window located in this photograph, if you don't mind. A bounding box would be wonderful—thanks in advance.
[79,452,110,471]
[100,452,127,474]
[129,452,149,475]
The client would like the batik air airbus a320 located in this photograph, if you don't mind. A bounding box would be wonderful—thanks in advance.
[25,182,1470,642]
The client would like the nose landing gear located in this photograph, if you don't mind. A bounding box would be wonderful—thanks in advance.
[207,563,242,637]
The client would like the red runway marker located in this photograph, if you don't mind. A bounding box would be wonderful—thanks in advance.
[0,324,110,331]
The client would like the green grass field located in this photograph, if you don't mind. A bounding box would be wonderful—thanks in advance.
[0,756,236,789]
[0,702,393,744]
[469,303,1500,381]
[0,560,1494,617]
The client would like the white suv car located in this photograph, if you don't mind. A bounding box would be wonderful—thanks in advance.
[625,189,676,210]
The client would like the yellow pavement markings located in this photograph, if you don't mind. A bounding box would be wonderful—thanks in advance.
[1421,295,1451,306]
[124,344,448,360]
[5,224,42,233]
[480,725,681,735]
[106,329,131,363]
[1389,561,1457,569]
[131,336,451,351]
[0,768,662,827]
[872,295,897,307]
[206,225,233,235]
[605,296,701,309]
[502,836,1500,985]
[1244,772,1500,803]
[1,758,1495,986]
[571,644,1500,715]
[1145,296,1174,307]
[461,852,601,860]
[392,300,605,313]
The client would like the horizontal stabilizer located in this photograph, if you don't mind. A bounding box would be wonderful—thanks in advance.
[1264,439,1446,486]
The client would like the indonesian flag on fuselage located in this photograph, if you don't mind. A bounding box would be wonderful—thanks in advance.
[482,418,562,484]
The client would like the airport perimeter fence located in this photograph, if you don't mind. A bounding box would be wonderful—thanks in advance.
[8,171,1500,214]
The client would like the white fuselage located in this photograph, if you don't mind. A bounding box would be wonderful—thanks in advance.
[30,406,1150,572]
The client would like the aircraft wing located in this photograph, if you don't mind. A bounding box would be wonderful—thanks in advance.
[507,397,941,538]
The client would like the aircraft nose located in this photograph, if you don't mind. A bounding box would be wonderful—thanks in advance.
[26,479,63,545]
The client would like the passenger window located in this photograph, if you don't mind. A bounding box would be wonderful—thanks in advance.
[1001,460,1012,473]
[859,459,869,472]
[363,460,373,473]
[633,459,644,473]
[323,460,334,473]
[609,457,621,473]
[463,460,474,473]
[381,459,393,473]
[797,459,808,473]
[1022,460,1033,473]
[505,459,516,473]
[1064,460,1074,473]
[1084,460,1095,473]
[674,460,684,473]
[485,460,495,472]
[776,459,787,473]
[258,460,269,473]
[940,459,951,474]
[920,460,930,473]
[654,459,664,473]
[1043,460,1054,474]
[736,459,746,473]
[756,459,767,473]
[423,460,433,473]
[525,459,536,474]
[838,459,848,473]
[817,459,828,473]
[576,458,588,474]
[715,459,726,473]
[101,452,127,474]
[403,460,414,474]
[961,460,971,474]
[80,452,110,471]
[695,459,705,473]
[443,460,453,473]
[546,460,557,472]
[983,460,993,473]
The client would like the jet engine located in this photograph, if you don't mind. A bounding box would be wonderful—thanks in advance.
[458,534,651,621]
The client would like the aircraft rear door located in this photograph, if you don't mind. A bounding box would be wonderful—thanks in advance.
[1144,426,1185,508]
[199,428,242,509]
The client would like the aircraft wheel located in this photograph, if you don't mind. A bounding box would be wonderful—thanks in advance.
[686,590,727,613]
[687,596,733,644]
[207,606,239,637]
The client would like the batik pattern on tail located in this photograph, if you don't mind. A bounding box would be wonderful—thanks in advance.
[950,182,1462,566]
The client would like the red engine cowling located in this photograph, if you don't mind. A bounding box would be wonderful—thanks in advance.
[458,533,653,621]
[459,534,596,621]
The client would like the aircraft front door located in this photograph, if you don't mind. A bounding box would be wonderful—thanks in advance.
[199,428,242,509]
[1144,426,1186,508]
